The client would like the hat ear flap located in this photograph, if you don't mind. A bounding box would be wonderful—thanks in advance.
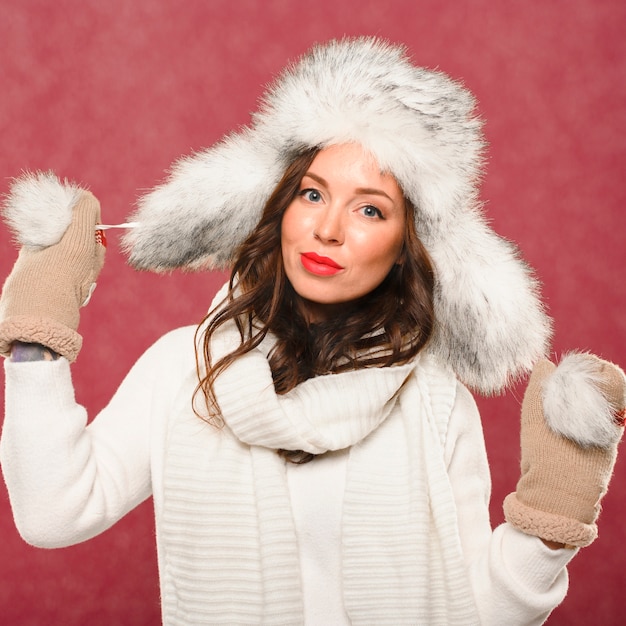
[123,129,285,272]
[427,209,552,393]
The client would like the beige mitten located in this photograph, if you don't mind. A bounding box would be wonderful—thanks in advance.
[0,175,105,362]
[504,353,626,547]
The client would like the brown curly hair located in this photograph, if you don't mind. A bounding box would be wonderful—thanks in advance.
[195,147,435,460]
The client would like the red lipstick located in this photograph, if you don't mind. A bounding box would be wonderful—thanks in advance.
[300,252,343,276]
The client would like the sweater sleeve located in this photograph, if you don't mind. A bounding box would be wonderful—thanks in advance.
[0,326,196,548]
[445,383,576,626]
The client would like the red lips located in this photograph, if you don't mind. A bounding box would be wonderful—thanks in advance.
[300,252,343,276]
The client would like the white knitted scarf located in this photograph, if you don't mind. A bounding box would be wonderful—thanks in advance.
[160,320,480,625]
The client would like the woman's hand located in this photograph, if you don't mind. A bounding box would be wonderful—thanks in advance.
[504,354,626,548]
[0,190,106,362]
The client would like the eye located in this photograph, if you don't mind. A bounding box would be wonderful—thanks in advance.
[300,188,323,203]
[359,204,384,219]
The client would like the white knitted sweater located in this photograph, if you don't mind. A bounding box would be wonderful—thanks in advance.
[1,326,575,624]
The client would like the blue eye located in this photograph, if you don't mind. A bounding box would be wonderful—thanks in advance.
[301,189,322,203]
[360,205,383,219]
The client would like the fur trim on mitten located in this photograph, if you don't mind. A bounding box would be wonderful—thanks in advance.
[542,352,625,447]
[2,172,83,249]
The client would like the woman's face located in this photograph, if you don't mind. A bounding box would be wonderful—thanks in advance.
[281,143,406,322]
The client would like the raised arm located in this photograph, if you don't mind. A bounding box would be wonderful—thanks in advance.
[448,355,625,625]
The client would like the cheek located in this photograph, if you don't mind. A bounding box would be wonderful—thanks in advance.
[280,205,303,248]
[358,232,404,271]
[280,208,306,274]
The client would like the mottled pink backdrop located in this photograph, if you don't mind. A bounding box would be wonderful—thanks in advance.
[1,1,624,624]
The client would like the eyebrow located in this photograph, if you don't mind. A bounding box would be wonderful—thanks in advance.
[303,171,395,202]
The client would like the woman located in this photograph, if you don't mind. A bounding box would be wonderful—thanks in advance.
[0,37,624,625]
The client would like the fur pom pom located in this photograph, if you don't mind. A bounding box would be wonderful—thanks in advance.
[542,353,626,448]
[2,172,83,249]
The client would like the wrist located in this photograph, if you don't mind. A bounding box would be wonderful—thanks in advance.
[0,316,83,361]
[503,491,598,548]
[10,341,60,362]
[540,538,570,550]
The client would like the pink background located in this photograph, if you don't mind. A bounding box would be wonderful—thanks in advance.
[0,1,624,624]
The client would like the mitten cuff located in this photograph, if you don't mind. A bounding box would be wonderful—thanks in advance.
[0,315,82,362]
[503,492,597,548]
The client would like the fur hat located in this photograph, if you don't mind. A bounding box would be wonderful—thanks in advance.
[3,37,552,394]
[123,37,551,393]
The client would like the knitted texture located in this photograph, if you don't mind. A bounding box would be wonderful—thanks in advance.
[159,317,480,624]
[0,325,578,623]
[0,191,105,361]
[504,357,625,547]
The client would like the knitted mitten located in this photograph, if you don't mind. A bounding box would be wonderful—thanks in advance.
[504,353,626,547]
[0,178,105,362]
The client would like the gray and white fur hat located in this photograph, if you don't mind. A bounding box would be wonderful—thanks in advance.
[127,37,552,394]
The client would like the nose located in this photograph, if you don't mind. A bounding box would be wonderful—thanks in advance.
[313,205,344,245]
